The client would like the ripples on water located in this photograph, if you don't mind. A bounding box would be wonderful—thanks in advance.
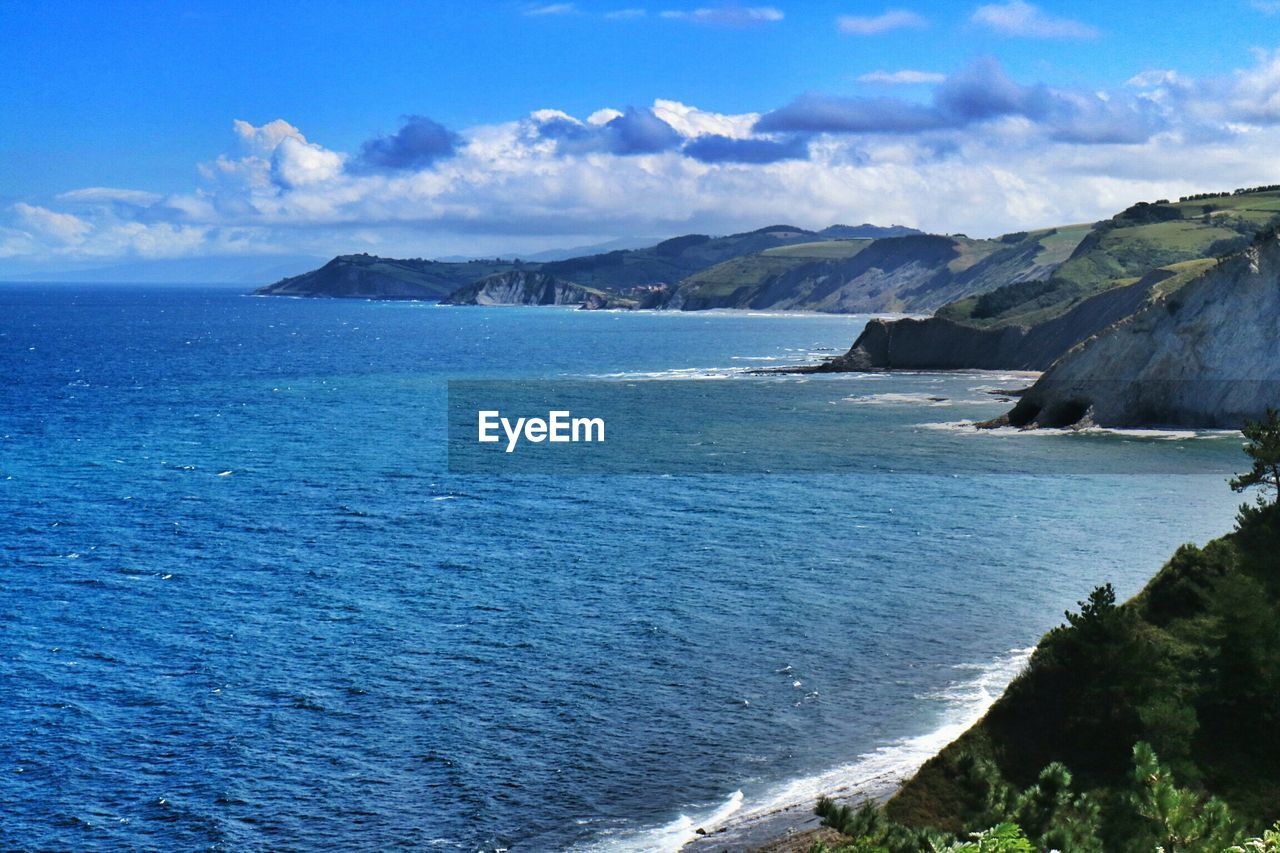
[0,286,1244,850]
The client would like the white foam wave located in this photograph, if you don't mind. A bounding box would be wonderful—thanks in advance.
[718,648,1030,826]
[586,648,1031,852]
[580,367,739,380]
[577,790,744,852]
[843,392,953,406]
[920,421,1238,441]
[1078,426,1239,441]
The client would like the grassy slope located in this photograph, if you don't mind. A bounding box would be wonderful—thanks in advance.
[937,190,1280,329]
[670,229,1091,313]
[677,240,874,298]
[536,226,852,290]
[761,239,875,259]
[887,501,1280,842]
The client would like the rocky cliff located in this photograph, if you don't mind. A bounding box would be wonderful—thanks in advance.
[808,271,1161,372]
[793,189,1280,373]
[440,270,603,306]
[995,233,1280,428]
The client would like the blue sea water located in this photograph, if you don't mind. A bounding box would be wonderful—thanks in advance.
[0,284,1247,851]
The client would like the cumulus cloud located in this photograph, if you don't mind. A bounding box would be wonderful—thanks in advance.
[836,9,928,35]
[683,134,809,163]
[971,1,1099,39]
[233,118,307,153]
[756,94,942,134]
[536,106,683,155]
[758,56,1161,144]
[352,115,461,172]
[652,98,757,137]
[858,69,946,85]
[270,136,345,188]
[9,50,1280,269]
[660,6,783,25]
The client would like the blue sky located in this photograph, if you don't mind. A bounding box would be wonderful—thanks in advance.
[3,0,1280,269]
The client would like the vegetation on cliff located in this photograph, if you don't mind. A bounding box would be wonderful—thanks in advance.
[936,187,1280,330]
[811,421,1280,851]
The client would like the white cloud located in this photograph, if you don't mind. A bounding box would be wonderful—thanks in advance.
[858,69,946,84]
[56,187,165,206]
[587,108,625,125]
[270,136,345,188]
[1226,48,1280,123]
[13,204,92,244]
[10,51,1280,269]
[660,6,782,25]
[524,3,576,15]
[233,118,308,153]
[837,9,928,35]
[651,99,757,137]
[971,1,1099,39]
[604,8,647,18]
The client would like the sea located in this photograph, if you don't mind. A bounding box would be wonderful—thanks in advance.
[0,284,1247,851]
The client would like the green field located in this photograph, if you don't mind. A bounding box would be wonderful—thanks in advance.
[760,239,873,259]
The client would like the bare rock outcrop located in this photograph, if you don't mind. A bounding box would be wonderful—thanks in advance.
[996,234,1280,428]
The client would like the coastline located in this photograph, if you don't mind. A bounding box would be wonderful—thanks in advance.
[578,647,1032,853]
[680,772,898,852]
[684,647,1033,852]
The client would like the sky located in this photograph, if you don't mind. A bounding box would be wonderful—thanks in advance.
[3,0,1280,271]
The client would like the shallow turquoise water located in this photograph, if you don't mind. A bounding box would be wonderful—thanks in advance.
[0,286,1245,850]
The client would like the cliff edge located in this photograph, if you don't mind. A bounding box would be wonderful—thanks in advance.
[995,232,1280,429]
[440,270,603,306]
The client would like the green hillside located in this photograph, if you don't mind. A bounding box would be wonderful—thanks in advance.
[807,425,1280,852]
[937,188,1280,329]
[534,224,915,290]
[668,227,1090,313]
[256,253,520,299]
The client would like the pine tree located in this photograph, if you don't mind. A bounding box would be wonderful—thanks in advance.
[1128,741,1239,851]
[1230,408,1280,502]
